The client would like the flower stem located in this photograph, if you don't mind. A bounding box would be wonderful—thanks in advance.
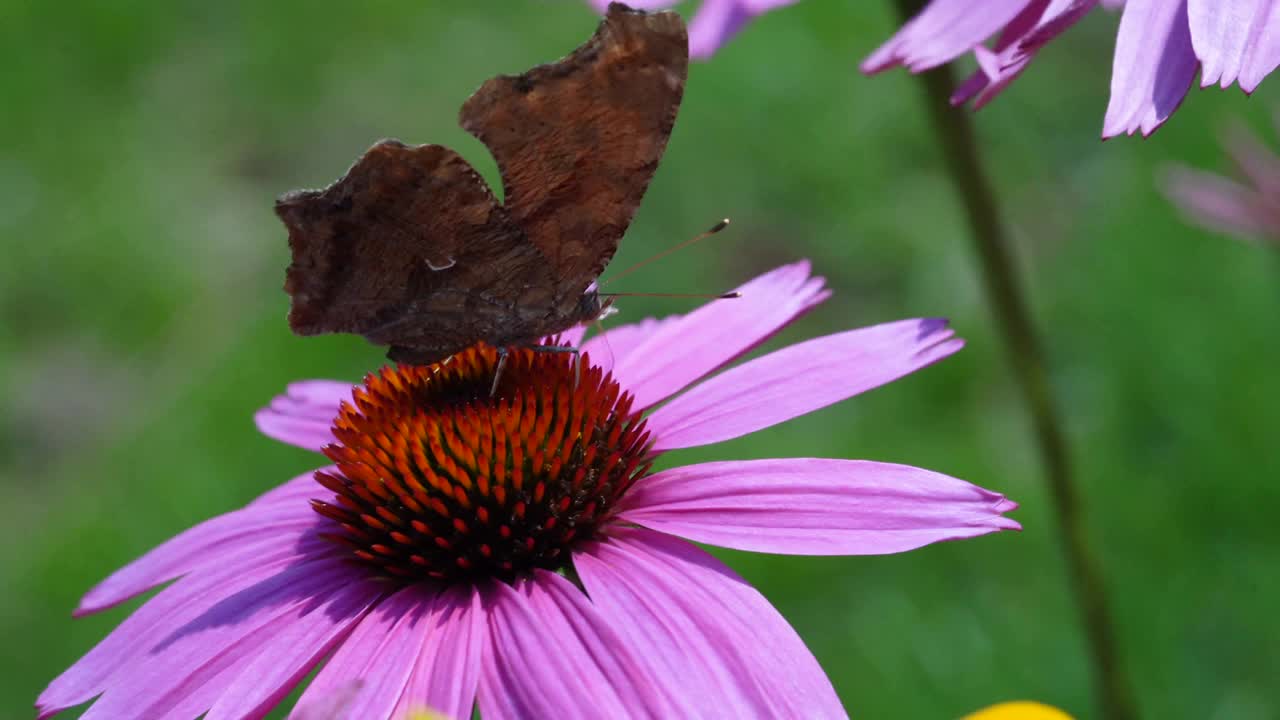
[888,4,1138,719]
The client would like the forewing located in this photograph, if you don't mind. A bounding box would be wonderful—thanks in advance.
[276,139,556,361]
[458,3,687,296]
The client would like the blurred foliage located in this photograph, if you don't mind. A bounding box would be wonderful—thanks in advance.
[2,1,1278,718]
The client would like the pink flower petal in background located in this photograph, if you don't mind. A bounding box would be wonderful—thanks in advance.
[587,0,1280,135]
[589,0,800,59]
[686,0,754,59]
[951,1,1101,109]
[648,317,962,450]
[688,0,804,59]
[1162,119,1280,244]
[1189,0,1280,91]
[618,459,1020,555]
[862,0,1032,73]
[575,527,845,718]
[1222,121,1280,196]
[865,0,1280,134]
[1103,0,1199,136]
[1163,167,1280,238]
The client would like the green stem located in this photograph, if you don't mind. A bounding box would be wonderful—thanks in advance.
[888,3,1138,719]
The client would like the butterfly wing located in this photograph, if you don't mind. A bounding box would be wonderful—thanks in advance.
[276,140,560,364]
[458,4,688,306]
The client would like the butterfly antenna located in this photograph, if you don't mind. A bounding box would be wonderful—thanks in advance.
[598,291,741,299]
[601,218,730,287]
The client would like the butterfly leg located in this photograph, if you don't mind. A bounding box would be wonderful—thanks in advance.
[490,346,510,398]
[529,344,581,388]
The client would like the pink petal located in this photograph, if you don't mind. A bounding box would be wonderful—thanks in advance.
[1103,0,1199,137]
[591,1,799,59]
[255,380,353,452]
[392,585,486,720]
[953,0,1099,108]
[1222,122,1280,196]
[952,64,995,105]
[478,572,675,719]
[290,587,432,720]
[280,380,356,413]
[575,527,845,718]
[1162,166,1280,239]
[38,546,326,718]
[686,0,753,59]
[201,582,384,720]
[543,324,587,349]
[1188,0,1280,92]
[76,560,376,719]
[647,317,963,451]
[618,458,1020,555]
[1015,0,1100,55]
[964,48,1030,109]
[611,261,829,411]
[862,0,1033,74]
[582,315,678,375]
[77,476,323,615]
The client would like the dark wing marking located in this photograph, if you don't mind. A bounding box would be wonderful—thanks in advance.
[458,3,687,298]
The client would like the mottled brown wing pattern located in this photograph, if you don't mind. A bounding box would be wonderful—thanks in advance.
[275,5,688,365]
[276,140,558,365]
[459,4,688,305]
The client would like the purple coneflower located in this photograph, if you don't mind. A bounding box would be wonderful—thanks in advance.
[40,263,1019,719]
[1163,117,1280,245]
[593,1,1280,138]
[863,0,1124,112]
[868,0,1280,137]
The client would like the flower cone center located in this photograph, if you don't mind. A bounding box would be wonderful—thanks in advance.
[312,343,653,583]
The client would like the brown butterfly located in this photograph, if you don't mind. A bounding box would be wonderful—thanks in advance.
[274,3,687,366]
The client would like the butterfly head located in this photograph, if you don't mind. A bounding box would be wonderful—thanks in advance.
[573,283,619,327]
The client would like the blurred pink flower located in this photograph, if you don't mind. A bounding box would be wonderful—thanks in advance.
[587,0,800,59]
[864,1,1120,112]
[591,1,1280,138]
[1163,119,1280,244]
[39,263,1019,719]
[865,0,1279,137]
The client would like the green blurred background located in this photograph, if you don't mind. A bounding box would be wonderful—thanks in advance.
[4,1,1278,717]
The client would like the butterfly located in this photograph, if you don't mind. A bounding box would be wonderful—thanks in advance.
[274,3,688,366]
